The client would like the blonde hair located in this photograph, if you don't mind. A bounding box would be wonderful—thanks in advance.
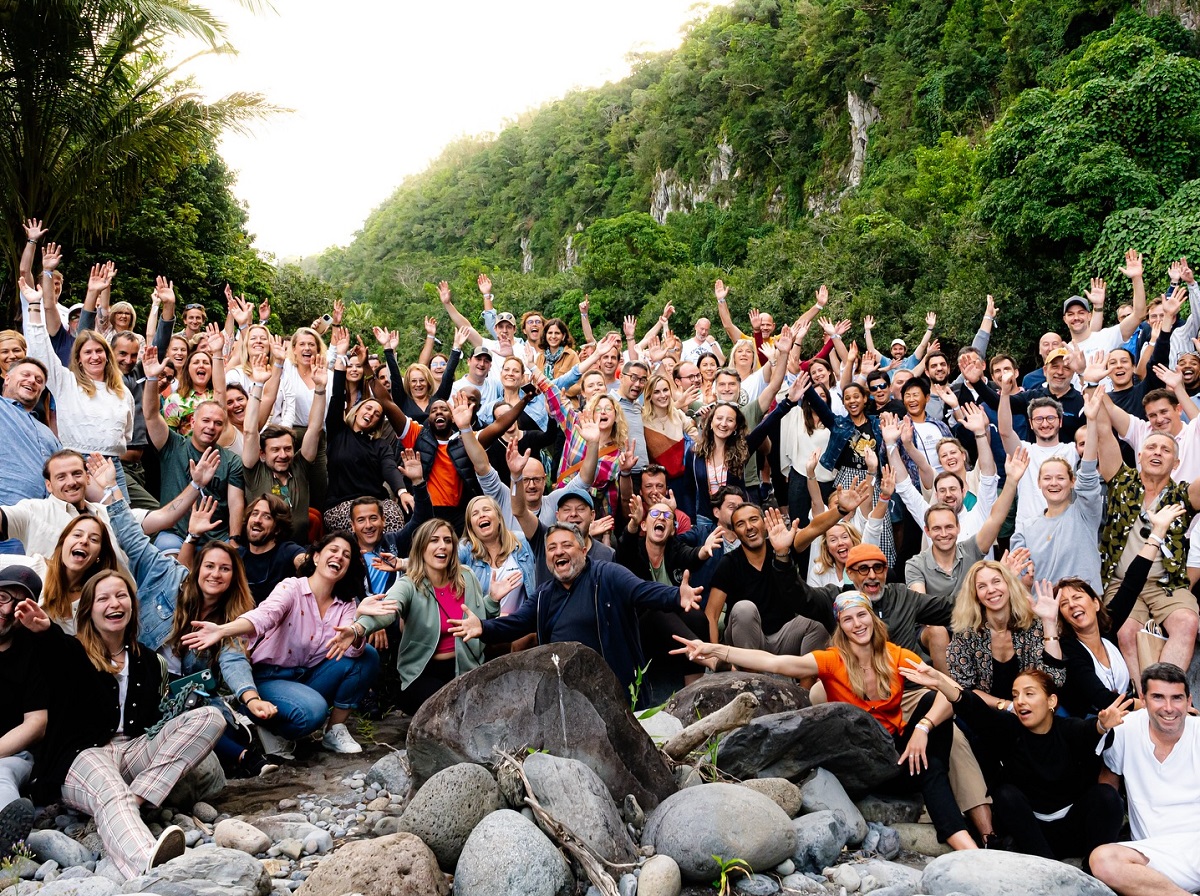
[813,522,862,576]
[234,323,272,375]
[343,398,383,438]
[404,362,434,395]
[75,569,141,673]
[405,519,466,599]
[107,301,137,332]
[584,392,628,449]
[289,327,327,367]
[831,610,894,701]
[730,338,760,372]
[69,331,125,399]
[951,560,1035,634]
[463,495,520,564]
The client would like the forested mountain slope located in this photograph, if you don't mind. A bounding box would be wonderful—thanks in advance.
[310,0,1200,365]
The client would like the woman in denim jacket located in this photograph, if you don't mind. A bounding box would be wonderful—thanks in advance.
[458,495,536,616]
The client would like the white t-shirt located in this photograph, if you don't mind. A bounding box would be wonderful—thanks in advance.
[1074,323,1127,357]
[1015,441,1079,527]
[115,650,131,735]
[1103,710,1200,840]
[1123,416,1200,483]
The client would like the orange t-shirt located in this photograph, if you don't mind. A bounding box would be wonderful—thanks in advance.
[811,643,921,736]
[397,421,461,508]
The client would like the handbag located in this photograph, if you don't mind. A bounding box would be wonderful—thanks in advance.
[147,667,218,738]
[1135,620,1167,670]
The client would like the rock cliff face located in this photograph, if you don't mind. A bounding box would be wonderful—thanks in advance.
[650,141,736,224]
[809,89,881,216]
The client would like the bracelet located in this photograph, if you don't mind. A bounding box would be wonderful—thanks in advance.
[26,238,36,244]
[1043,636,1059,642]
[189,480,203,491]
[183,533,197,545]
[983,315,995,322]
[914,720,933,734]
[1147,534,1164,547]
[245,696,261,706]
[580,312,588,317]
[145,375,158,382]
[273,362,284,369]
[512,475,525,483]
[951,685,964,704]
[313,389,326,395]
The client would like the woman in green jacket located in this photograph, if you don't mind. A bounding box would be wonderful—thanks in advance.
[328,519,498,714]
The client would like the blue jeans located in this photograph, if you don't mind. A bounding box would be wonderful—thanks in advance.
[253,648,380,739]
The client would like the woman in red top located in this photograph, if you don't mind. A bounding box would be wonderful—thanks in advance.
[673,592,976,851]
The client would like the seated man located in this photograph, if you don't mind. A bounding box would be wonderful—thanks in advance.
[241,419,321,545]
[0,566,46,858]
[451,522,702,692]
[1091,663,1200,896]
[0,358,61,507]
[228,495,306,605]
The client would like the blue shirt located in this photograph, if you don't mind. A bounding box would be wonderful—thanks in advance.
[0,398,61,505]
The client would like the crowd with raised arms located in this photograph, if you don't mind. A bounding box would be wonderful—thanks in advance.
[1,219,1200,894]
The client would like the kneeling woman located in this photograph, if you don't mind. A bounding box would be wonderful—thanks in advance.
[900,662,1127,867]
[31,570,226,879]
[672,593,976,851]
[182,533,379,756]
[329,519,498,715]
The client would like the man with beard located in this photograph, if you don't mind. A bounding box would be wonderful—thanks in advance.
[0,359,61,506]
[0,565,48,859]
[0,448,217,561]
[143,347,244,550]
[451,522,703,691]
[1091,664,1200,896]
[999,372,1080,529]
[241,415,323,544]
[231,494,306,604]
[109,333,166,510]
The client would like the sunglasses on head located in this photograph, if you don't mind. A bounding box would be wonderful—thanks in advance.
[184,303,205,311]
[850,562,887,575]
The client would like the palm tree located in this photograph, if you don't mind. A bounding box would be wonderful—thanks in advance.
[0,0,273,314]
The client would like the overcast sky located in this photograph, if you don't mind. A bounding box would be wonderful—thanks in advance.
[183,1,708,260]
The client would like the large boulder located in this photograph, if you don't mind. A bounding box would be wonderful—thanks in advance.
[26,830,94,868]
[716,703,899,795]
[790,810,851,873]
[920,850,1118,895]
[641,783,796,882]
[365,750,414,800]
[397,762,501,869]
[664,671,810,723]
[453,809,571,896]
[165,752,225,807]
[799,768,868,845]
[408,643,676,809]
[122,848,270,896]
[523,753,637,864]
[295,834,448,896]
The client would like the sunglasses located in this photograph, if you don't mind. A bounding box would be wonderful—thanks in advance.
[849,562,887,575]
[647,509,673,520]
[869,382,889,391]
[184,303,205,311]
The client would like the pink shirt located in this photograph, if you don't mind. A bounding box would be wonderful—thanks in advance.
[242,577,363,668]
[434,584,460,654]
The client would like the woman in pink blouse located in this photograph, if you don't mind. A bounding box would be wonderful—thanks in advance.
[181,532,379,757]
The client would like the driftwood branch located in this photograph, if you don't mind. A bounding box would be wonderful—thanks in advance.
[494,751,636,896]
[662,691,759,761]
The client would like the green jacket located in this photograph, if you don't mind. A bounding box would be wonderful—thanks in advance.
[356,573,498,688]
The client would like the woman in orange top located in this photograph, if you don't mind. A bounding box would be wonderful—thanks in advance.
[673,592,976,851]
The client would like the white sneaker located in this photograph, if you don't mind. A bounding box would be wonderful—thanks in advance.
[322,723,363,754]
[145,824,185,874]
[257,725,295,761]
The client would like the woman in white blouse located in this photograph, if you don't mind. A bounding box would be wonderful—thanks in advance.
[22,282,134,492]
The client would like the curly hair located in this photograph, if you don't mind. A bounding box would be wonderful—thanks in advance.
[696,401,749,472]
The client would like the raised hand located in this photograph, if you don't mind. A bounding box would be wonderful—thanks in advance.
[786,368,811,403]
[1004,445,1030,482]
[577,408,601,445]
[618,439,638,474]
[925,311,937,329]
[453,326,471,351]
[229,291,253,328]
[438,280,452,304]
[627,494,644,531]
[204,323,226,357]
[451,390,474,429]
[879,412,901,446]
[374,326,398,350]
[863,315,875,332]
[188,495,221,536]
[1085,278,1107,308]
[1147,502,1186,536]
[1098,693,1134,732]
[41,242,62,272]
[1120,249,1143,280]
[330,326,349,356]
[700,525,724,560]
[1154,364,1183,392]
[579,295,589,316]
[814,284,829,308]
[623,315,637,340]
[477,273,492,296]
[714,279,730,302]
[1162,285,1186,321]
[961,403,989,435]
[878,463,896,501]
[258,297,271,322]
[589,515,615,537]
[399,448,424,483]
[449,606,483,642]
[1081,350,1108,384]
[142,345,164,379]
[87,453,118,489]
[154,276,176,306]
[270,334,288,366]
[1182,256,1195,284]
[764,506,798,555]
[1000,547,1034,589]
[13,598,50,634]
[23,218,47,242]
[1030,578,1060,630]
[332,299,345,326]
[506,438,532,480]
[311,353,329,390]
[838,477,874,514]
[87,264,109,293]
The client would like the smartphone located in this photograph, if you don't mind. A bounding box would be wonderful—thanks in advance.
[521,383,537,400]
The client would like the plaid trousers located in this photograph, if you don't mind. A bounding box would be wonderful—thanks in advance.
[61,706,225,879]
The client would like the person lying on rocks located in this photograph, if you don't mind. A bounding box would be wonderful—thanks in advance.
[671,591,978,852]
[327,518,498,717]
[450,521,702,694]
[29,569,226,879]
[899,661,1128,869]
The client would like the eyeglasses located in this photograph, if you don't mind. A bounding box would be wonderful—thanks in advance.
[869,382,889,391]
[1031,415,1059,424]
[647,509,673,520]
[626,374,648,384]
[849,562,887,575]
[0,592,19,607]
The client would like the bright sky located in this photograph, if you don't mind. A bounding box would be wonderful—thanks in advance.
[184,1,709,260]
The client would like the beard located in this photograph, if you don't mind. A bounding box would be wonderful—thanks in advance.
[550,554,586,584]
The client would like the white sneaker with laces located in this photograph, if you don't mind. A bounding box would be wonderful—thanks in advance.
[322,723,363,754]
[257,725,296,761]
[145,824,186,874]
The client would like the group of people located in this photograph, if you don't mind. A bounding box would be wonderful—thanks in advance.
[1,221,1198,895]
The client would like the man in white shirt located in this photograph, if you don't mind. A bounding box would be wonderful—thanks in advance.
[1065,253,1145,356]
[1091,663,1200,896]
[1104,385,1200,483]
[999,381,1078,528]
[680,318,723,364]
